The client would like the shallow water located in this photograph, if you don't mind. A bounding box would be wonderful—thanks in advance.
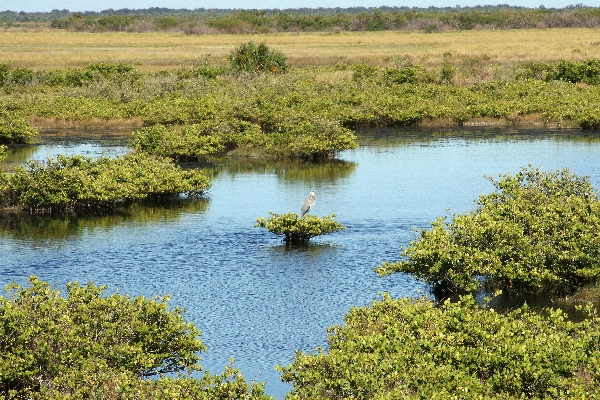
[3,127,600,398]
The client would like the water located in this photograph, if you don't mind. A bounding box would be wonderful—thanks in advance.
[3,127,600,398]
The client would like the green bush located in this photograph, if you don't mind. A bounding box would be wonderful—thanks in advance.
[276,118,358,160]
[255,212,345,243]
[517,59,600,85]
[385,66,419,84]
[131,118,357,160]
[377,166,600,295]
[279,294,600,399]
[130,123,225,161]
[1,153,211,212]
[40,63,141,88]
[0,276,269,399]
[0,109,37,144]
[352,64,379,82]
[11,61,600,139]
[229,42,288,74]
[550,59,600,85]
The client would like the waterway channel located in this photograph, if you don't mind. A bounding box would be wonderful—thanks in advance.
[2,127,600,398]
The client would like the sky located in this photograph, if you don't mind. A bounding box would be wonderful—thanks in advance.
[2,0,599,13]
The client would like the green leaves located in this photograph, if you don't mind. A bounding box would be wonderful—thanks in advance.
[229,42,289,74]
[1,153,211,213]
[280,294,600,399]
[0,277,204,390]
[0,108,37,144]
[255,212,345,243]
[131,118,357,160]
[0,277,270,399]
[378,166,600,295]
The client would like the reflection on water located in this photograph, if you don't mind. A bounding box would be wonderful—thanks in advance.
[199,157,357,185]
[0,198,210,241]
[3,127,600,399]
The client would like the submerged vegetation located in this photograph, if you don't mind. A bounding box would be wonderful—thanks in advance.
[255,212,345,243]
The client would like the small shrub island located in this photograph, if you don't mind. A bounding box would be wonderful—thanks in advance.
[255,212,345,243]
[0,153,211,214]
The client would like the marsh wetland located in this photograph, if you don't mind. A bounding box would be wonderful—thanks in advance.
[4,18,600,396]
[3,128,600,397]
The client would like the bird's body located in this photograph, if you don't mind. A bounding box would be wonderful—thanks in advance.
[301,191,316,216]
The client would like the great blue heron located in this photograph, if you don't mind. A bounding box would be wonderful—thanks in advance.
[301,191,316,216]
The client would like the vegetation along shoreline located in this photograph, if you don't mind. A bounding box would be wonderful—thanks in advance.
[2,8,600,397]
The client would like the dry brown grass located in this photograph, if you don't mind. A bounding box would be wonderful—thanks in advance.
[1,28,600,71]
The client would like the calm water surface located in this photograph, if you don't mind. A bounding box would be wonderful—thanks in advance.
[2,128,600,398]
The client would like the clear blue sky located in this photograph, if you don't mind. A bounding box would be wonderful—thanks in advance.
[2,0,599,13]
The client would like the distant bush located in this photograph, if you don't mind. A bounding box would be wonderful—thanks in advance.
[255,212,345,243]
[352,64,379,82]
[280,293,600,399]
[229,42,289,74]
[41,62,141,87]
[131,123,227,161]
[0,63,35,87]
[377,166,600,295]
[517,59,600,85]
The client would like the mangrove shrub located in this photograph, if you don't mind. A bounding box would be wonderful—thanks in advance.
[0,153,211,212]
[279,294,600,399]
[0,276,269,399]
[229,42,288,74]
[131,118,357,160]
[517,59,600,85]
[377,166,600,295]
[0,109,37,144]
[255,212,345,243]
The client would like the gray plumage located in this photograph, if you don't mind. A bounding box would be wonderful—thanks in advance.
[301,191,316,216]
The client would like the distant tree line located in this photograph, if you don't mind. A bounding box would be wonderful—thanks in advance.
[1,5,599,33]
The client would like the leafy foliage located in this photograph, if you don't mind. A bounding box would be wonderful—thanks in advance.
[517,59,600,85]
[279,294,600,399]
[255,212,345,243]
[0,277,270,399]
[0,108,37,144]
[0,153,211,213]
[130,123,226,161]
[131,118,357,160]
[42,62,142,88]
[377,166,600,295]
[229,42,288,74]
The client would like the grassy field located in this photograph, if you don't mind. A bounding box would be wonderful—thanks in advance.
[1,28,600,71]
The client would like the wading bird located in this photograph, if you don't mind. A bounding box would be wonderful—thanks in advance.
[301,191,316,216]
